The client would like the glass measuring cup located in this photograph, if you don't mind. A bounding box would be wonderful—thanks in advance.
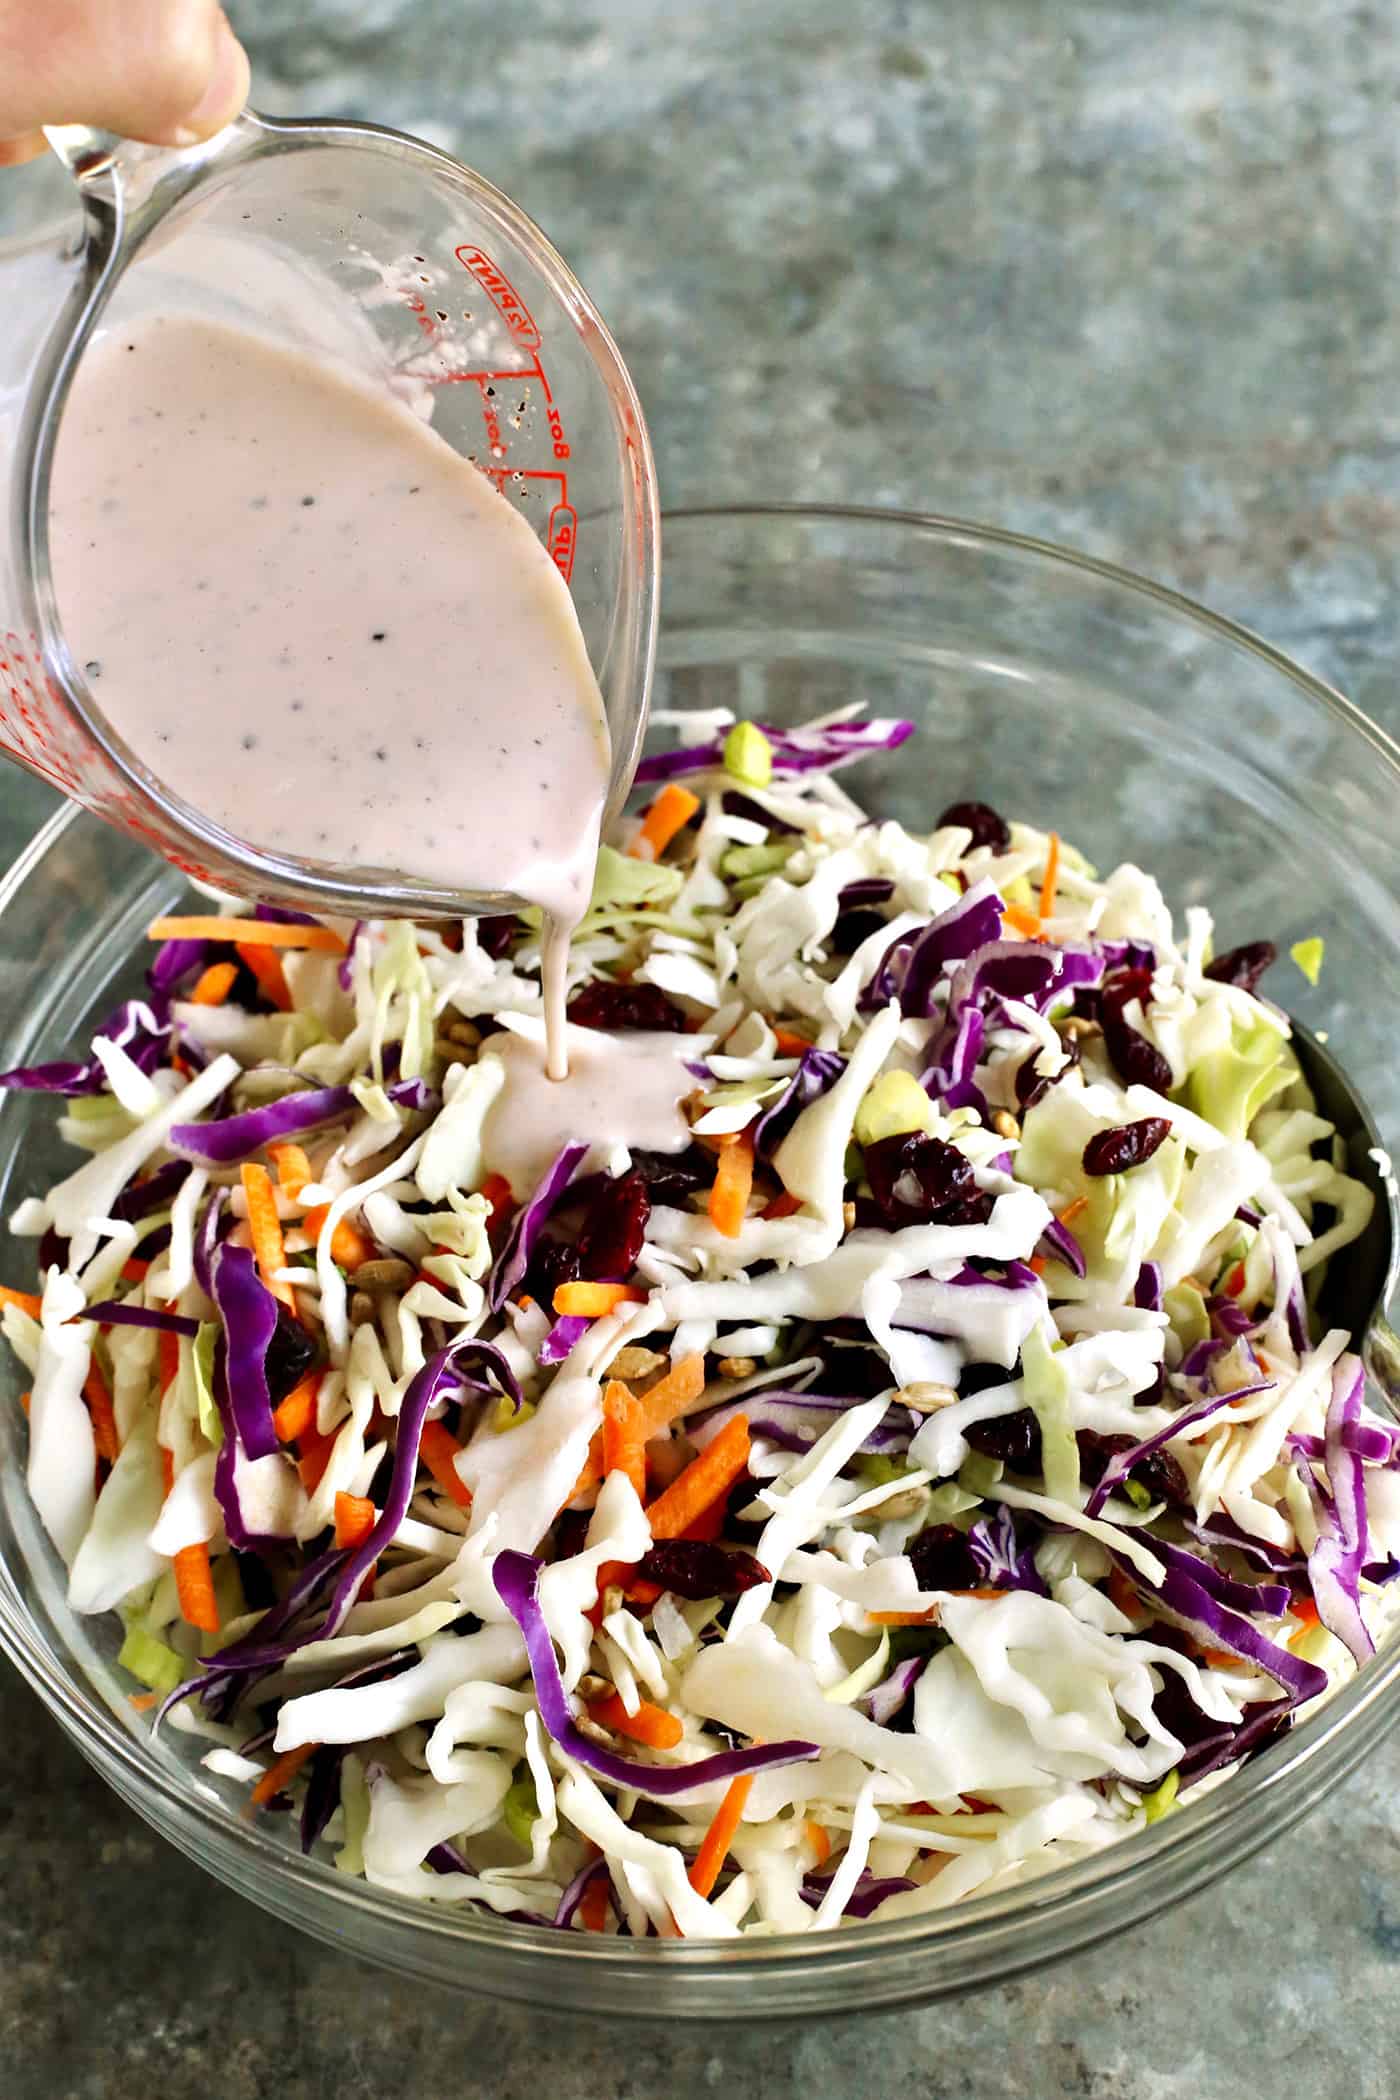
[0,110,659,918]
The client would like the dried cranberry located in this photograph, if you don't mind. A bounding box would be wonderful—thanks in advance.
[864,1132,978,1228]
[964,1407,1042,1472]
[635,1540,770,1599]
[476,914,519,960]
[722,790,796,834]
[819,1332,904,1397]
[1082,1116,1172,1177]
[629,1147,710,1206]
[1100,970,1173,1094]
[829,907,890,957]
[552,1508,593,1560]
[264,1303,318,1404]
[576,1168,651,1278]
[909,1523,981,1591]
[1076,1430,1188,1506]
[936,799,1011,852]
[1014,1031,1080,1109]
[567,980,687,1033]
[1203,941,1277,995]
[525,1236,580,1305]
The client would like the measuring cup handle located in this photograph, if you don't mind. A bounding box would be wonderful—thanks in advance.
[41,111,261,227]
[42,125,124,180]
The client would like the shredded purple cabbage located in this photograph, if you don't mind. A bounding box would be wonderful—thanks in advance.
[0,995,172,1095]
[82,1301,200,1337]
[753,1047,846,1161]
[1115,1542,1326,1700]
[861,1653,926,1727]
[494,1548,820,1799]
[634,716,915,786]
[209,1242,281,1461]
[1303,1354,1374,1665]
[967,1504,1048,1593]
[169,1076,437,1166]
[488,1141,588,1311]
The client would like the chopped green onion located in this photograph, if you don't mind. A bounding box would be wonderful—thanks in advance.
[723,721,774,789]
[1141,1769,1179,1824]
[1290,936,1324,986]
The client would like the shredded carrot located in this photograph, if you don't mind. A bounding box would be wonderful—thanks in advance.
[1224,1261,1247,1300]
[708,1129,754,1239]
[552,1280,647,1318]
[1107,1566,1143,1620]
[1027,1254,1048,1278]
[578,1872,611,1932]
[772,1026,813,1057]
[646,1414,751,1541]
[18,1389,30,1417]
[633,1352,707,1441]
[236,940,292,1012]
[420,1417,472,1509]
[297,1427,337,1494]
[273,1369,321,1445]
[120,1257,150,1283]
[0,1283,42,1321]
[587,1690,683,1750]
[173,1540,220,1633]
[804,1820,832,1868]
[1288,1597,1322,1651]
[569,1355,708,1509]
[1001,902,1043,941]
[869,1608,940,1627]
[334,1491,378,1551]
[268,1141,313,1199]
[303,1203,374,1272]
[1039,831,1061,921]
[128,1690,161,1711]
[1057,1194,1090,1229]
[241,1161,295,1311]
[147,915,346,953]
[628,783,701,863]
[602,1381,647,1501]
[190,959,238,1006]
[82,1363,119,1463]
[480,1172,515,1220]
[688,1771,756,1896]
[760,1189,803,1221]
[249,1741,317,1808]
[158,1326,181,1396]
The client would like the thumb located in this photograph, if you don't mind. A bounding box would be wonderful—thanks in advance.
[0,1,251,151]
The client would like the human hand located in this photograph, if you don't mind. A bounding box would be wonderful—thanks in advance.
[0,0,250,166]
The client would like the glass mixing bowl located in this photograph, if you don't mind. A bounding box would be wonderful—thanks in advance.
[1,507,1397,2018]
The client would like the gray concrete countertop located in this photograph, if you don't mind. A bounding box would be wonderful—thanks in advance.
[2,4,1397,2094]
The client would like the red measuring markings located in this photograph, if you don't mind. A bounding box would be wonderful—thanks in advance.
[454,248,542,349]
[482,467,577,584]
[440,248,578,580]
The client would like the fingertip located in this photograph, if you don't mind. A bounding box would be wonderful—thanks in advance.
[163,19,251,148]
[0,133,50,168]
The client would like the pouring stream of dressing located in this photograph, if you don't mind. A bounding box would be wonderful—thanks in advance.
[48,313,611,1079]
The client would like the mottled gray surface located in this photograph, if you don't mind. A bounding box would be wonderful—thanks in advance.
[2,2,1399,2094]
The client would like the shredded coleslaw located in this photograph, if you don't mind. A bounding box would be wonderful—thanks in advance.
[4,705,1398,1938]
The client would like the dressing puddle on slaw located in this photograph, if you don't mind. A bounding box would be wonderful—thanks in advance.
[48,312,614,1082]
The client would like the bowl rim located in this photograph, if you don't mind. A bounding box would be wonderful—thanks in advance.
[3,499,1399,2006]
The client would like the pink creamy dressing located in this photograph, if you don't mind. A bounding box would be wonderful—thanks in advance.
[48,313,611,1077]
[480,1024,699,1198]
